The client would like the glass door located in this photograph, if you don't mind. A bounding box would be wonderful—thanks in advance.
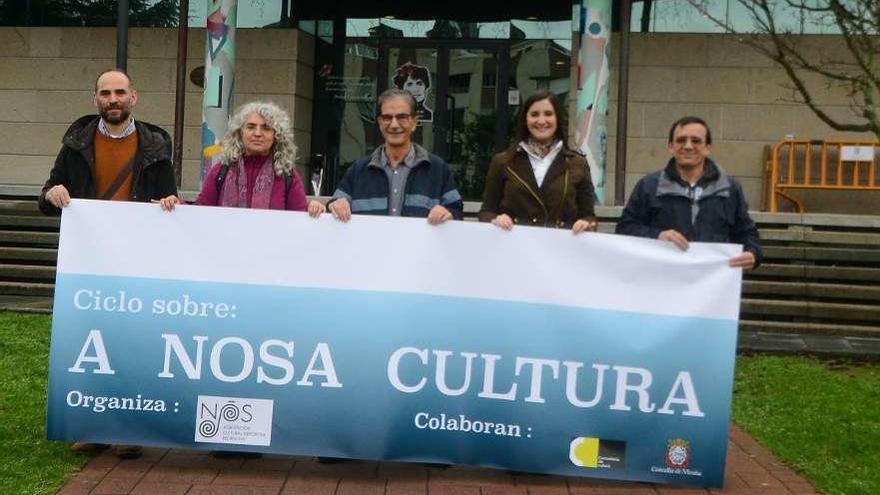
[381,41,509,200]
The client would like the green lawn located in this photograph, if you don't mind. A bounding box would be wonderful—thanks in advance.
[733,355,880,495]
[1,311,878,495]
[0,312,89,495]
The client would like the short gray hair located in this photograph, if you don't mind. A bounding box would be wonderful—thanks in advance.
[220,101,297,176]
[376,89,416,116]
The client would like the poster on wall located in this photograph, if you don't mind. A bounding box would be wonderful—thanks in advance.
[392,62,434,123]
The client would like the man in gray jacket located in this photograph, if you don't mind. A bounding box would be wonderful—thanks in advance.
[615,116,761,269]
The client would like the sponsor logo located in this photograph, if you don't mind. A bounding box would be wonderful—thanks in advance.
[650,438,703,477]
[194,395,273,446]
[665,438,691,468]
[569,437,626,470]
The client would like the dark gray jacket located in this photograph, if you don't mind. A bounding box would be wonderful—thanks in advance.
[616,158,762,266]
[39,115,177,216]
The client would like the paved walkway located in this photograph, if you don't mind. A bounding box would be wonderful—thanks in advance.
[56,425,819,495]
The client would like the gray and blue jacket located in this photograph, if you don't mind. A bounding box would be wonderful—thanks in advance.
[329,144,463,219]
[615,158,762,266]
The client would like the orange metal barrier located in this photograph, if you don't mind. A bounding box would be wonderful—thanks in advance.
[765,139,879,212]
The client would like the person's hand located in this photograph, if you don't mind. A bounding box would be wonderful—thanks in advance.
[45,184,71,208]
[307,200,326,218]
[658,229,689,251]
[572,218,597,234]
[729,251,756,270]
[427,205,453,225]
[157,195,180,211]
[328,198,352,222]
[491,214,513,230]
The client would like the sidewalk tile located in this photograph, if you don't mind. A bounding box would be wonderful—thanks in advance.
[213,468,286,488]
[187,484,281,495]
[106,462,153,479]
[480,486,527,495]
[337,477,385,495]
[426,483,479,495]
[129,481,191,495]
[141,465,218,484]
[291,458,379,479]
[385,478,428,495]
[737,470,786,489]
[589,485,659,494]
[91,477,139,494]
[280,476,339,495]
[431,466,515,487]
[378,461,429,480]
[655,486,706,494]
[55,475,101,495]
[241,456,296,471]
[783,481,820,494]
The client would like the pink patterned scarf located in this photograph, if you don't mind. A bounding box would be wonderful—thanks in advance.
[219,155,275,209]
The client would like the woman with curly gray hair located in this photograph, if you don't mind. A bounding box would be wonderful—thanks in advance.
[159,101,308,211]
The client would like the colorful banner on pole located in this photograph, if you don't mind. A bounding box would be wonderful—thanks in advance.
[575,0,611,204]
[47,200,742,488]
[201,0,236,180]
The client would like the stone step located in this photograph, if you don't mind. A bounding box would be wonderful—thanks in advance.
[0,246,57,262]
[0,281,54,296]
[743,280,880,301]
[0,214,59,230]
[741,298,880,323]
[739,319,880,338]
[0,230,59,246]
[762,245,880,264]
[0,263,55,281]
[0,199,43,215]
[0,295,53,314]
[749,263,880,282]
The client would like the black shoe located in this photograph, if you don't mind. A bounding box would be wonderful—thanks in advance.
[111,445,143,460]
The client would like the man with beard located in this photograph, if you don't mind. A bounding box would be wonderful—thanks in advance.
[38,69,176,459]
[39,69,176,215]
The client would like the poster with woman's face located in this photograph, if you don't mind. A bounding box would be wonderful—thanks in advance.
[393,62,434,123]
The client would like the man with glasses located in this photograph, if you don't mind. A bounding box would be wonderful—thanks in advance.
[309,88,462,223]
[615,116,761,269]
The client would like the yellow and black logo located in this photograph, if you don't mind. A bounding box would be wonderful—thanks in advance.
[569,437,626,469]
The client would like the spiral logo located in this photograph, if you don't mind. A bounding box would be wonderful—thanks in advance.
[198,419,219,438]
[195,395,272,446]
[220,403,240,422]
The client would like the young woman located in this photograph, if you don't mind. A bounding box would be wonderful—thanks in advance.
[479,90,597,233]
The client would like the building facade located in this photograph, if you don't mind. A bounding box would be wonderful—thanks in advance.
[0,1,875,212]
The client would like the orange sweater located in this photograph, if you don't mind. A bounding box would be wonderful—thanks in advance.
[94,131,137,201]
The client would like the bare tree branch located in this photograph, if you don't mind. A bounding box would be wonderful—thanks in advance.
[686,0,880,137]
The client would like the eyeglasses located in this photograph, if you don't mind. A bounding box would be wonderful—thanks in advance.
[673,136,706,146]
[378,113,413,125]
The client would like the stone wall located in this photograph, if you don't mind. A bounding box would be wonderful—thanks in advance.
[0,27,314,193]
[0,28,875,211]
[603,33,877,213]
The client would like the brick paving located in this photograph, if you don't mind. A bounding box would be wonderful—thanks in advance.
[55,425,820,495]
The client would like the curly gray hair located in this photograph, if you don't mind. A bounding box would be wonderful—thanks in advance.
[219,101,297,176]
